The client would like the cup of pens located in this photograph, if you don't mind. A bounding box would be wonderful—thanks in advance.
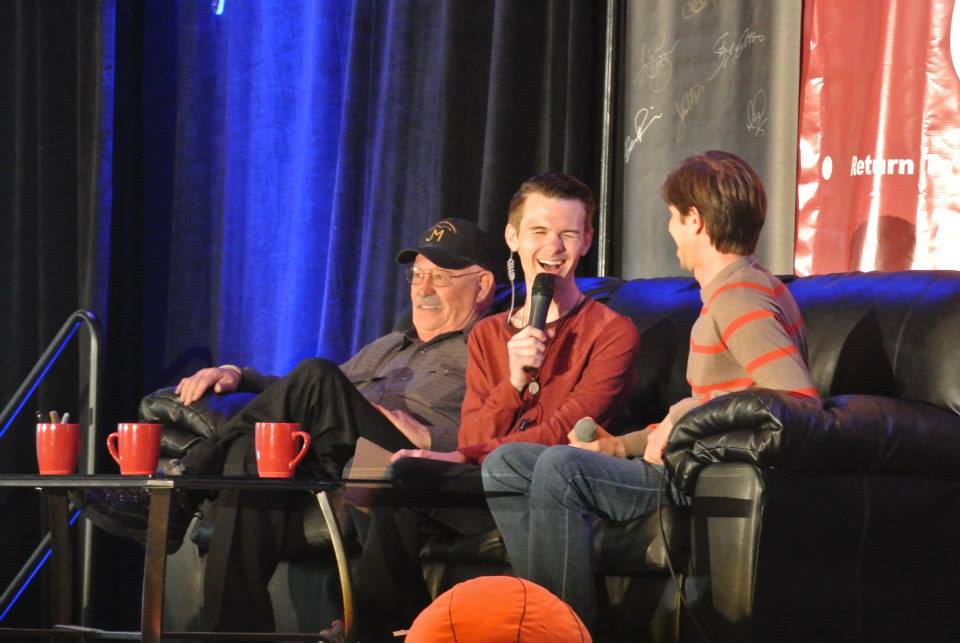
[36,411,81,475]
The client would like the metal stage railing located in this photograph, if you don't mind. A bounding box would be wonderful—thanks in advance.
[0,310,101,626]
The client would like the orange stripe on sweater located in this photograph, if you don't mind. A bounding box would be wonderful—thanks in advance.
[689,338,726,354]
[702,281,786,313]
[691,309,777,352]
[689,377,755,395]
[721,309,775,343]
[745,345,799,373]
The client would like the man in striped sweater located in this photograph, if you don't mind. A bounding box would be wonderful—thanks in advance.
[482,151,819,631]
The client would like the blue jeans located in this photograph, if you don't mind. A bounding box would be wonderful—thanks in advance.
[481,443,686,627]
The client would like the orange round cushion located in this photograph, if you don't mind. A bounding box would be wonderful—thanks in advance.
[404,576,592,642]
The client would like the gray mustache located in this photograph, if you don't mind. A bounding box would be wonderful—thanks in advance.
[416,296,443,307]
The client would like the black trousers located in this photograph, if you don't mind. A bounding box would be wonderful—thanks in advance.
[198,358,415,634]
[350,458,496,641]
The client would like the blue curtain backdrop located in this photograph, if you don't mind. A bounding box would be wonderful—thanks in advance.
[155,0,606,378]
[166,2,355,375]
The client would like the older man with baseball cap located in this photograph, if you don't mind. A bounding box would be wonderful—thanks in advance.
[175,217,505,458]
[149,217,507,633]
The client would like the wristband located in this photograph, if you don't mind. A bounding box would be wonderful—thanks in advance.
[219,364,242,380]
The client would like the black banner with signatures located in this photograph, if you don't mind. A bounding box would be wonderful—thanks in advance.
[615,0,801,278]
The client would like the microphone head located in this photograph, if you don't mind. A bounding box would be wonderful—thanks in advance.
[527,273,556,331]
[572,417,598,442]
[531,272,556,298]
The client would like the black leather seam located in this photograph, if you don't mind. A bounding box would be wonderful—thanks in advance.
[888,274,934,379]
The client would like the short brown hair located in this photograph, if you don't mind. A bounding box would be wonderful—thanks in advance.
[507,172,595,234]
[661,151,766,255]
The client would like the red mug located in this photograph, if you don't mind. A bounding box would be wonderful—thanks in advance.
[255,422,311,478]
[106,423,162,475]
[36,423,81,475]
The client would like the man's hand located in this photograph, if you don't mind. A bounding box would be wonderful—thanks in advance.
[567,424,626,458]
[643,417,674,465]
[506,326,555,391]
[372,404,432,449]
[175,367,241,406]
[390,449,467,464]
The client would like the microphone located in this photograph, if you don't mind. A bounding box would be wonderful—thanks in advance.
[528,273,555,330]
[572,417,599,442]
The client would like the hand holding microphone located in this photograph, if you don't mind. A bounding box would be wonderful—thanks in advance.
[507,274,556,391]
[567,417,626,458]
[572,417,599,442]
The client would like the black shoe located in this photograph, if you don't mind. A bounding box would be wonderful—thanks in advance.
[70,487,200,554]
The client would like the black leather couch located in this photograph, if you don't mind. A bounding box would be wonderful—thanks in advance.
[141,270,960,642]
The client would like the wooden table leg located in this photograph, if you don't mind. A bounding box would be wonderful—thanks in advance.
[46,489,72,626]
[141,487,171,643]
[316,490,353,642]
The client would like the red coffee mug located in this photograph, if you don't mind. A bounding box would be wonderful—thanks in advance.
[36,423,81,475]
[106,423,162,475]
[254,422,311,478]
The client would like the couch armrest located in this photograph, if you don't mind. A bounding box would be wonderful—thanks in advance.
[138,386,256,458]
[664,389,960,493]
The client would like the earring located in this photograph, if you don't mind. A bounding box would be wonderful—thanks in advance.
[504,253,518,331]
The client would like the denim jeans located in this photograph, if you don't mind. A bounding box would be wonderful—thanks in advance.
[481,443,686,627]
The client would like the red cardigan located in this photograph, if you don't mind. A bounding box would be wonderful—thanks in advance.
[458,299,640,462]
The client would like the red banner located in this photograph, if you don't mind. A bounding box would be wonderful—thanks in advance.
[796,0,960,275]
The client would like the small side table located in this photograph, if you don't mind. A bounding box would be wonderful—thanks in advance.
[0,475,357,642]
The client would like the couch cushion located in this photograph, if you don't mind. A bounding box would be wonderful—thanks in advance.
[788,270,960,412]
[604,277,701,427]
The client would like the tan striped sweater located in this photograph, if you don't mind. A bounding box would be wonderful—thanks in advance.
[621,255,818,457]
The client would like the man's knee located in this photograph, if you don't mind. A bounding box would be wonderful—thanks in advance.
[481,444,511,480]
[482,443,543,491]
[288,357,340,382]
[532,446,598,505]
[533,445,582,478]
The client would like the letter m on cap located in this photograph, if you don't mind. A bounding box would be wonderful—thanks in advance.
[426,220,458,242]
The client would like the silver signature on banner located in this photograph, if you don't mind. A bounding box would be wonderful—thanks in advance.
[746,89,768,136]
[624,107,664,164]
[682,0,714,20]
[709,28,766,80]
[675,84,706,143]
[634,30,680,93]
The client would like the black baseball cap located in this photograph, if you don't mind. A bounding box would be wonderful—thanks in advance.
[396,218,507,282]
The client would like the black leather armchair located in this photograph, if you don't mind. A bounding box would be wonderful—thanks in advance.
[660,270,960,642]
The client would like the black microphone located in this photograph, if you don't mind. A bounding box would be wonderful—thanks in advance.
[572,417,599,442]
[528,273,555,330]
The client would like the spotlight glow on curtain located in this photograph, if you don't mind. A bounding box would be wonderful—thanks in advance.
[165,0,604,377]
[217,2,354,372]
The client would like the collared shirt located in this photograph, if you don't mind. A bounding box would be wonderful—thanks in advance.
[339,328,469,452]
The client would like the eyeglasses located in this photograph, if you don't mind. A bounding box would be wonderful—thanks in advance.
[404,268,484,287]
